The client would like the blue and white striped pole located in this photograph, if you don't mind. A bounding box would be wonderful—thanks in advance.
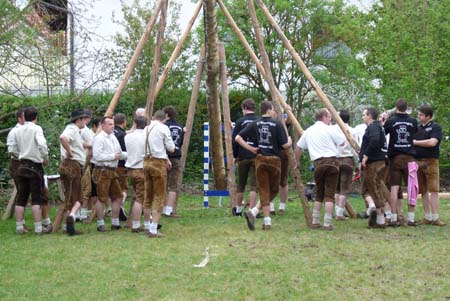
[203,122,210,208]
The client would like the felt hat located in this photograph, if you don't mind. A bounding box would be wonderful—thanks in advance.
[70,109,90,122]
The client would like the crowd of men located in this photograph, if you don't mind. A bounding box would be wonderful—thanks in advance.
[233,98,445,231]
[7,106,182,237]
[5,97,445,236]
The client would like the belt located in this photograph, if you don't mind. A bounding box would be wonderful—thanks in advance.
[144,156,166,161]
[94,166,116,170]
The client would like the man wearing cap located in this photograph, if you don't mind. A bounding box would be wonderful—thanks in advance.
[91,116,127,232]
[13,107,50,235]
[59,109,91,235]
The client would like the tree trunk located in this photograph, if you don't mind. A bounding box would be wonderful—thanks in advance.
[203,0,226,190]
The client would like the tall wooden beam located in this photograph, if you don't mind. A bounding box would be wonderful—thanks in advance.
[255,0,360,153]
[105,0,164,117]
[145,0,168,118]
[248,0,312,226]
[154,0,203,95]
[218,42,237,213]
[216,0,303,135]
[174,46,206,214]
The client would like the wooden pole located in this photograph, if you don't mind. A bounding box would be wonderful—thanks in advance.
[145,0,168,118]
[248,0,312,226]
[154,0,203,95]
[173,45,206,214]
[2,184,16,220]
[255,0,360,153]
[218,42,237,214]
[216,0,303,135]
[104,0,163,117]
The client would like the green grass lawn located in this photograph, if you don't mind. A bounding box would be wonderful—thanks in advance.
[1,194,450,300]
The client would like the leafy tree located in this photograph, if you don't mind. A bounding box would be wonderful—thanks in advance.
[108,0,195,103]
[210,0,370,122]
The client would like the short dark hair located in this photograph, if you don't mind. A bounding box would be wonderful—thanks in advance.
[315,108,329,121]
[163,106,177,120]
[15,108,25,120]
[153,110,166,121]
[24,107,38,121]
[260,101,273,115]
[134,116,147,129]
[365,107,378,120]
[339,109,350,123]
[114,113,127,125]
[396,98,407,112]
[418,104,433,118]
[242,98,256,112]
[91,117,101,128]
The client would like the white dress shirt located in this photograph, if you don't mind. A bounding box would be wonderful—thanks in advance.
[60,123,86,166]
[125,128,146,169]
[6,123,21,158]
[297,121,345,161]
[92,131,126,167]
[14,121,49,163]
[145,121,175,159]
[333,123,357,158]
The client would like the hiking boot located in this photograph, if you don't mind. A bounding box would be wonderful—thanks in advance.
[244,211,256,231]
[111,225,122,230]
[148,231,165,238]
[270,210,276,215]
[43,224,53,232]
[336,216,347,221]
[66,216,75,236]
[431,219,446,227]
[278,209,285,215]
[369,223,386,229]
[131,227,143,233]
[262,224,271,230]
[16,228,28,235]
[97,225,109,232]
[387,221,400,228]
[422,218,432,225]
[309,223,322,230]
[357,211,369,219]
[323,225,335,231]
[407,221,419,227]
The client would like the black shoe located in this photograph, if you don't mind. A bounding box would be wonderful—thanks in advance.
[232,207,237,216]
[368,209,377,227]
[111,225,122,230]
[97,225,109,232]
[119,207,128,222]
[235,211,242,216]
[66,216,75,236]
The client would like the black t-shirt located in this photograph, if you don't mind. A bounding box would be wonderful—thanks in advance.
[359,121,387,163]
[232,113,258,159]
[414,121,442,159]
[165,119,184,159]
[238,116,288,157]
[114,126,126,167]
[383,113,417,157]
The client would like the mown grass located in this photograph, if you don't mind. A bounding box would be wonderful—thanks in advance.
[1,193,450,300]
